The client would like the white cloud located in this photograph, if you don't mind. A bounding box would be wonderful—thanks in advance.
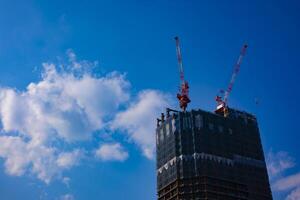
[0,50,171,183]
[273,172,300,191]
[60,193,74,200]
[0,136,74,183]
[0,53,131,182]
[267,150,300,199]
[62,177,71,188]
[96,143,128,162]
[0,136,30,176]
[286,187,300,200]
[111,90,172,159]
[0,135,86,183]
[0,62,129,182]
[0,62,129,144]
[57,149,84,169]
[266,150,295,179]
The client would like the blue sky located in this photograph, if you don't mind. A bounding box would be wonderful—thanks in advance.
[0,0,300,199]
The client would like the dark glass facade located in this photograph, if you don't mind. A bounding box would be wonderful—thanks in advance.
[156,108,272,200]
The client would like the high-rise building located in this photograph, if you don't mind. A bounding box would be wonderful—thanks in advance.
[156,108,273,200]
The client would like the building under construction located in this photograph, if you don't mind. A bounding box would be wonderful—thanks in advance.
[155,38,272,199]
[156,108,272,199]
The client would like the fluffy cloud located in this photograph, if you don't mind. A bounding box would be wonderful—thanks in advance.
[111,90,172,159]
[0,52,130,182]
[0,62,129,145]
[0,136,83,183]
[95,143,128,161]
[57,149,84,169]
[0,51,171,183]
[0,136,31,176]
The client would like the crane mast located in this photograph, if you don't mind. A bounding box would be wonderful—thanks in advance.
[215,44,248,117]
[175,36,190,111]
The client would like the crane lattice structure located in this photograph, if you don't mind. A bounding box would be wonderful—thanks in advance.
[215,44,248,117]
[175,36,191,112]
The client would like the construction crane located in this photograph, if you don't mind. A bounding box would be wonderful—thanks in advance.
[175,36,191,112]
[215,44,248,117]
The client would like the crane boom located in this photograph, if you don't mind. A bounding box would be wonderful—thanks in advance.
[175,36,185,84]
[223,44,248,104]
[215,44,248,117]
[174,37,190,111]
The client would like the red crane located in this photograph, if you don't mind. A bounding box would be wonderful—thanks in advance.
[175,36,190,111]
[215,44,248,117]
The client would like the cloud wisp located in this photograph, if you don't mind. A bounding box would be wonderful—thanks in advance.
[273,172,300,191]
[60,193,74,200]
[266,150,300,199]
[286,187,300,200]
[0,50,172,183]
[266,150,295,179]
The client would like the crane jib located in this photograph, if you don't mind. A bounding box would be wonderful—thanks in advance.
[215,44,248,117]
